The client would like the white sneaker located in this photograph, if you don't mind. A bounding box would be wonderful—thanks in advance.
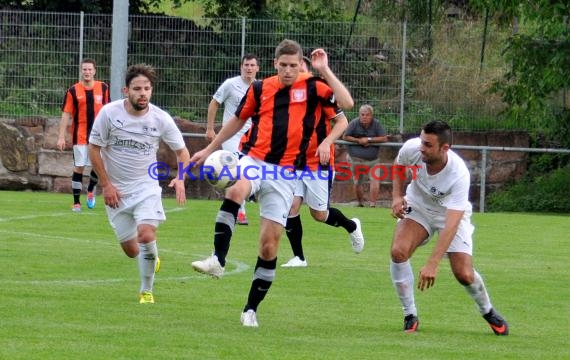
[191,254,224,279]
[240,309,259,327]
[281,256,308,268]
[349,218,364,254]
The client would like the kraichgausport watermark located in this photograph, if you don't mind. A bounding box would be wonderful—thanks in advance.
[147,162,422,182]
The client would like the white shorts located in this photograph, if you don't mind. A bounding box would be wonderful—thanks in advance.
[404,199,474,255]
[238,155,295,226]
[105,187,165,242]
[293,169,333,211]
[73,144,91,167]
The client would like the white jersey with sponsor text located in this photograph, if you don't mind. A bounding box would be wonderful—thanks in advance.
[396,137,472,218]
[89,99,186,195]
[213,75,252,152]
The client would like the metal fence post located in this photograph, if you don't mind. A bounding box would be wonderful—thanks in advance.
[399,20,407,135]
[78,11,84,78]
[241,17,246,60]
[480,148,487,212]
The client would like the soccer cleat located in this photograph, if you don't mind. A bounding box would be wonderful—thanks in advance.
[139,291,154,304]
[72,204,81,212]
[155,257,161,273]
[240,309,259,327]
[403,314,419,333]
[191,254,225,279]
[237,212,249,225]
[349,218,365,253]
[86,192,96,209]
[281,256,308,268]
[483,308,509,336]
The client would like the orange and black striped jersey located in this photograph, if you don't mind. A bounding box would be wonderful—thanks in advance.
[236,73,342,169]
[62,81,110,145]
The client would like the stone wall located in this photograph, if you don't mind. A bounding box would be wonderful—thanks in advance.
[0,117,529,210]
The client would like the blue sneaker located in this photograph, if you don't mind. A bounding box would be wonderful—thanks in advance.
[87,192,95,209]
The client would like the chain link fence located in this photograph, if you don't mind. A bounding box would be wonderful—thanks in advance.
[0,10,539,133]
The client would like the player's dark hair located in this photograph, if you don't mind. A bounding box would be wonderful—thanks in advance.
[275,39,302,59]
[423,120,452,146]
[241,53,258,65]
[81,58,97,68]
[125,63,157,87]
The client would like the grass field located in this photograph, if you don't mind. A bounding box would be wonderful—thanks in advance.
[0,190,568,359]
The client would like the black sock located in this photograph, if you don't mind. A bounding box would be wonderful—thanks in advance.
[325,207,356,233]
[213,199,240,267]
[285,215,304,260]
[87,170,98,192]
[71,171,83,204]
[244,257,276,312]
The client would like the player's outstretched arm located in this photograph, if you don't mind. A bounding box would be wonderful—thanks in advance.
[311,48,354,110]
[190,116,244,165]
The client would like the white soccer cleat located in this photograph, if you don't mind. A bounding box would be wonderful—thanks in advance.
[349,218,364,254]
[240,309,259,327]
[191,254,225,279]
[281,256,308,268]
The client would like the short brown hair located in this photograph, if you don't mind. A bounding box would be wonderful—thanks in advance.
[275,39,302,60]
[125,63,157,87]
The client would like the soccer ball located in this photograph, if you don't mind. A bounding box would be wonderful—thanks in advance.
[203,150,239,190]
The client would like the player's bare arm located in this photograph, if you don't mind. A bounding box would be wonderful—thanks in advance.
[316,114,348,165]
[57,112,72,151]
[190,116,245,166]
[88,143,121,209]
[391,161,408,219]
[169,147,191,206]
[417,209,464,291]
[206,99,220,142]
[311,48,354,110]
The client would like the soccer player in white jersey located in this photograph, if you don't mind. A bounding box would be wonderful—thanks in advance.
[390,120,509,335]
[88,64,191,304]
[206,54,259,225]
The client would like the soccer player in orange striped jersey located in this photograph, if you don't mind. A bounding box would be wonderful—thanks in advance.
[282,48,364,268]
[190,39,350,327]
[58,58,110,212]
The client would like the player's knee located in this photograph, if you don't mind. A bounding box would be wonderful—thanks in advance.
[390,245,410,263]
[453,269,474,285]
[310,210,327,222]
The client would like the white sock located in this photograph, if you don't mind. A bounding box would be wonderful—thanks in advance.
[138,240,158,293]
[239,201,246,214]
[464,269,493,315]
[390,260,417,317]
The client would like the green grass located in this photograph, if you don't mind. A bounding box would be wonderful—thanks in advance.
[0,190,568,359]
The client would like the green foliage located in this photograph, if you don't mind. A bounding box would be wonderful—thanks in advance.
[487,164,570,212]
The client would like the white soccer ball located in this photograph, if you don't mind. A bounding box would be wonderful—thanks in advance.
[203,150,239,190]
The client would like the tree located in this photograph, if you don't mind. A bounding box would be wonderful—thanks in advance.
[0,0,159,14]
[471,1,570,126]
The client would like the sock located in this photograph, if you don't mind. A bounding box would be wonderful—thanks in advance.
[390,260,417,317]
[239,201,246,215]
[71,171,83,204]
[285,214,304,260]
[325,207,356,233]
[464,269,493,315]
[213,199,240,267]
[87,170,98,193]
[138,240,158,293]
[244,257,276,312]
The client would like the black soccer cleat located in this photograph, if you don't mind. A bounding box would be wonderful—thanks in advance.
[403,314,419,333]
[483,308,509,336]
